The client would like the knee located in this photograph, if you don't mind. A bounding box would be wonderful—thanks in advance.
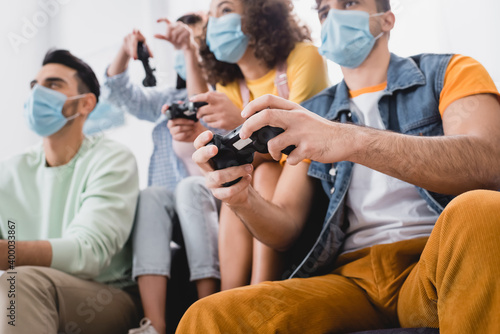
[184,292,219,316]
[175,176,210,198]
[440,189,500,233]
[253,162,279,181]
[178,291,225,330]
[133,188,176,235]
[139,186,173,205]
[444,190,499,219]
[0,266,54,299]
[179,286,268,331]
[135,187,176,220]
[175,176,213,211]
[252,162,282,193]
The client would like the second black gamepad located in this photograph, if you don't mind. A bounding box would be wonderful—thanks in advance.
[166,101,208,122]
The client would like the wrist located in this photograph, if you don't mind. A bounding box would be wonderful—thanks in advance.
[226,185,256,210]
[346,124,373,164]
[108,46,131,77]
[183,45,197,58]
[118,43,132,61]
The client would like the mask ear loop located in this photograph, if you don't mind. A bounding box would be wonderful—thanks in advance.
[370,12,388,40]
[66,93,88,101]
[65,112,81,121]
[64,93,88,121]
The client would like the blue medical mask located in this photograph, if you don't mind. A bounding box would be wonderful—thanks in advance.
[206,13,249,63]
[319,9,385,69]
[174,50,187,81]
[24,84,86,137]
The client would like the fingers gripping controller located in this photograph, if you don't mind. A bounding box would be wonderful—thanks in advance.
[208,124,296,187]
[137,41,157,87]
[166,101,208,122]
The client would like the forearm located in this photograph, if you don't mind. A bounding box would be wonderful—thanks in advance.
[104,72,182,122]
[0,240,52,270]
[228,187,303,251]
[184,47,209,97]
[107,46,130,77]
[351,125,500,195]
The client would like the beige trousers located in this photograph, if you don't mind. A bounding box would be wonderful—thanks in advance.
[0,266,139,334]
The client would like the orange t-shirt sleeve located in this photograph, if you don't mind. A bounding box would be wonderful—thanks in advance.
[279,154,311,166]
[439,55,500,117]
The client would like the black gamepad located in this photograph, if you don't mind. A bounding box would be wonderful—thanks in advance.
[208,124,295,186]
[137,41,157,87]
[166,101,208,122]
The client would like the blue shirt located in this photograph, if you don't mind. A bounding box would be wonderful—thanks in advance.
[101,69,189,190]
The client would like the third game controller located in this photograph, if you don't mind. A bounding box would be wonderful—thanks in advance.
[166,101,208,122]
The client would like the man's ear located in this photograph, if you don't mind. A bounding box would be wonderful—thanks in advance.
[80,93,97,117]
[381,10,396,33]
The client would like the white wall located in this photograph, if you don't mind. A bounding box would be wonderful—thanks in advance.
[1,0,499,188]
[389,0,500,87]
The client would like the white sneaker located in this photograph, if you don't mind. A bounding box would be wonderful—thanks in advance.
[128,318,160,334]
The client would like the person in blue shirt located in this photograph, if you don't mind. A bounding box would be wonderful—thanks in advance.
[104,13,222,334]
[103,13,208,189]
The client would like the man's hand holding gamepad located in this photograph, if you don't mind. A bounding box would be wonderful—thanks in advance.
[192,131,254,206]
[191,92,245,130]
[240,94,356,165]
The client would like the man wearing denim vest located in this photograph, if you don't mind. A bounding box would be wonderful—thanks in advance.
[178,0,500,332]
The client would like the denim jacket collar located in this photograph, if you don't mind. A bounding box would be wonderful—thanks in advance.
[324,53,427,121]
[386,53,426,93]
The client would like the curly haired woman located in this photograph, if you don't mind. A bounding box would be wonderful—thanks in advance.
[175,0,330,293]
[173,0,329,295]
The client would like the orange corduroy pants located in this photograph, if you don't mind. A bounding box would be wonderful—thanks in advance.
[176,190,500,334]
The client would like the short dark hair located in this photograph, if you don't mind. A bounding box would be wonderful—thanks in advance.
[42,49,100,103]
[315,0,391,12]
[375,0,391,12]
[177,13,203,26]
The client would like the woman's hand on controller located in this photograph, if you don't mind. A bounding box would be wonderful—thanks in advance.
[191,92,245,130]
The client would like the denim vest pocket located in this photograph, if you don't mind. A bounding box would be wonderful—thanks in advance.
[308,162,336,182]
